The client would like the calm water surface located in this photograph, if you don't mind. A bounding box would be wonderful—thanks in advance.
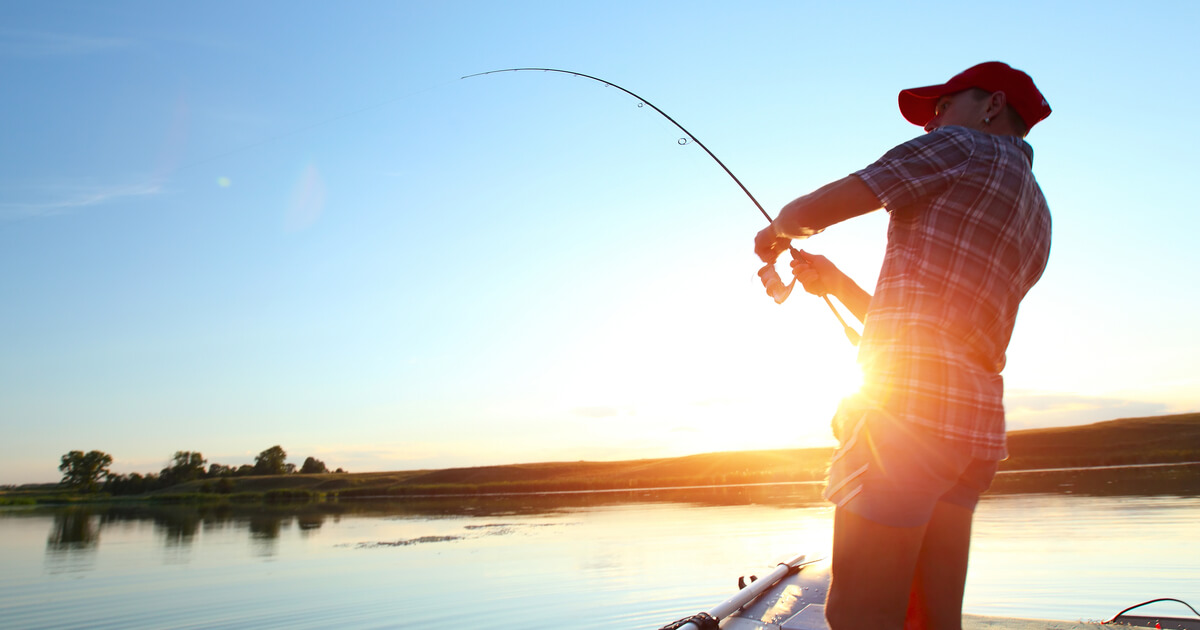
[2,485,1198,629]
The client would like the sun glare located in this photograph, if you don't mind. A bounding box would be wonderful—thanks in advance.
[538,277,863,457]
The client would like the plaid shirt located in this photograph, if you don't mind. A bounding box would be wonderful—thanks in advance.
[850,126,1051,460]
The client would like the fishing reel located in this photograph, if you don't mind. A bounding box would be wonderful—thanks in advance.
[756,261,795,305]
[757,248,861,347]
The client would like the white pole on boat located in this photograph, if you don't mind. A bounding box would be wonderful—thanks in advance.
[672,553,813,630]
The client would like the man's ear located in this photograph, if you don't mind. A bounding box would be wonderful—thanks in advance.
[986,91,1009,120]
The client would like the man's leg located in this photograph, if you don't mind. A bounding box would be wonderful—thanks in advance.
[908,500,975,630]
[825,506,928,630]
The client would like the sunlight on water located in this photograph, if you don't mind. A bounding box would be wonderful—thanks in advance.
[967,494,1200,622]
[1,488,1197,629]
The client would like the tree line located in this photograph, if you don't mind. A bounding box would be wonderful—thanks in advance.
[58,446,345,495]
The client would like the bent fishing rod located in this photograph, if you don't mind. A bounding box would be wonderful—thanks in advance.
[461,68,860,346]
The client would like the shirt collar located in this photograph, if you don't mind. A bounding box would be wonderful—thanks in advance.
[1000,134,1035,166]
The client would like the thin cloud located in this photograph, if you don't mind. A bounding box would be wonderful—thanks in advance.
[0,182,163,219]
[0,29,133,57]
[572,406,622,419]
[1005,390,1170,431]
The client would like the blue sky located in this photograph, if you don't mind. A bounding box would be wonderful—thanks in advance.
[2,1,1197,484]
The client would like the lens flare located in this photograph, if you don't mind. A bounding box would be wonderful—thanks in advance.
[285,163,325,231]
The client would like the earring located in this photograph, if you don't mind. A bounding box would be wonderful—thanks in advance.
[984,117,991,124]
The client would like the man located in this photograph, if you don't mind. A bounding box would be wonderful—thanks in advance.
[754,62,1052,630]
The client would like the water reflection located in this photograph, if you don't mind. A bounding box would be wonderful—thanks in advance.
[248,513,284,539]
[25,485,828,556]
[297,514,325,532]
[6,471,1197,630]
[157,509,202,545]
[46,507,100,551]
[991,462,1200,497]
[35,504,326,555]
[28,463,1200,559]
[43,508,102,575]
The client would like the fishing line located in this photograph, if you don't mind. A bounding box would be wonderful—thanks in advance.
[462,68,860,346]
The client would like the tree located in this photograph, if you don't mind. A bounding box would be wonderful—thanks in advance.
[161,451,206,485]
[59,450,114,492]
[207,463,234,478]
[105,472,156,496]
[253,445,287,475]
[300,456,328,474]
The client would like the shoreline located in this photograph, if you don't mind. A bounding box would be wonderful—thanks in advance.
[4,461,1198,507]
[5,412,1198,504]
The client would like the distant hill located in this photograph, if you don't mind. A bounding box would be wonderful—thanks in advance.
[387,411,1200,491]
[1002,411,1200,470]
[205,412,1200,497]
[8,412,1198,499]
[387,447,835,495]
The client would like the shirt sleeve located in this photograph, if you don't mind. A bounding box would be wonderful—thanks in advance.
[853,126,977,212]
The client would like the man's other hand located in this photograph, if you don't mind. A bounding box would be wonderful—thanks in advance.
[790,250,839,297]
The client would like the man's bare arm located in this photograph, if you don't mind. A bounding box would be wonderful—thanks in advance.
[755,175,883,263]
[775,174,882,237]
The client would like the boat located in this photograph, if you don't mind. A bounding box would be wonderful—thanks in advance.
[659,554,1200,629]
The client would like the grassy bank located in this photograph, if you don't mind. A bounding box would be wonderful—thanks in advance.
[5,412,1197,503]
[1002,412,1200,469]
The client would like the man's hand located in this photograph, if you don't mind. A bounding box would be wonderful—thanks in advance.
[755,224,790,264]
[793,249,872,325]
[790,250,840,297]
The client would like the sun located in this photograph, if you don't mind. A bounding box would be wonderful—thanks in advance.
[535,279,864,456]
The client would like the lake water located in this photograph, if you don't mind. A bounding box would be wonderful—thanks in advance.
[2,482,1199,629]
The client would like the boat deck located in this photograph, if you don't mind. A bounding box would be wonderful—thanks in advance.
[717,557,1195,630]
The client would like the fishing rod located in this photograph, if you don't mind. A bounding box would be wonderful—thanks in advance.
[461,68,860,346]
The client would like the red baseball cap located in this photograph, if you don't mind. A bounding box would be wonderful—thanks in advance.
[898,62,1051,130]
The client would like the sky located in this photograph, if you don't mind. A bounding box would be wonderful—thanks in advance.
[2,1,1198,485]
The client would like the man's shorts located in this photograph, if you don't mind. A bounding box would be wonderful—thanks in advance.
[823,401,999,528]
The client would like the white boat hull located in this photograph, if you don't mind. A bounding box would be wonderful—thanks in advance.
[696,556,1199,630]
